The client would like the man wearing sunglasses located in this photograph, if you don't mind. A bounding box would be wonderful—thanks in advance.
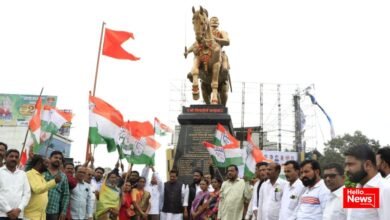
[322,163,346,220]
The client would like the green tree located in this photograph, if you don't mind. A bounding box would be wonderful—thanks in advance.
[318,131,381,169]
[319,131,381,188]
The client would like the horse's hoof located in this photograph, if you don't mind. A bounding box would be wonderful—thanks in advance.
[193,93,200,100]
[192,85,200,100]
[211,99,218,104]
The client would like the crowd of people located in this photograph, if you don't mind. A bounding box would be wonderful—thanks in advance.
[0,142,390,220]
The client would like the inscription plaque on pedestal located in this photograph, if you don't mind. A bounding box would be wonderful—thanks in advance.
[173,105,234,184]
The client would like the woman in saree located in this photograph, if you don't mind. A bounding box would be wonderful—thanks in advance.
[131,177,151,220]
[191,179,210,220]
[205,177,222,220]
[119,182,134,220]
[96,172,121,220]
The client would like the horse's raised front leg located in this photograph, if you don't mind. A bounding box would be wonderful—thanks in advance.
[211,62,221,104]
[191,58,201,100]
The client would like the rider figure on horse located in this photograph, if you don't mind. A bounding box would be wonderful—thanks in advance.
[209,16,230,75]
[185,16,230,75]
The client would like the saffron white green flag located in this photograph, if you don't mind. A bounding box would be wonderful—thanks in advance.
[28,96,42,153]
[120,121,160,165]
[243,128,268,179]
[154,117,173,136]
[203,123,243,168]
[128,136,160,165]
[89,95,124,153]
[40,106,73,142]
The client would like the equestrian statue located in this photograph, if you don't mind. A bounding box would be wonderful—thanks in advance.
[185,6,232,106]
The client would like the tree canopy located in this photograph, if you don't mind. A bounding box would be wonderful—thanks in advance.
[318,130,381,169]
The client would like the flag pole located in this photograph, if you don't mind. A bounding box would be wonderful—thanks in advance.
[92,21,106,96]
[86,91,92,160]
[19,87,44,163]
[87,22,106,160]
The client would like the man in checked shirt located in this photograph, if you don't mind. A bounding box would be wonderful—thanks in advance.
[44,151,70,220]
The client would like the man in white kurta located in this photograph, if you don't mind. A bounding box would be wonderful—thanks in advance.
[251,162,269,220]
[0,149,31,219]
[70,167,93,220]
[218,165,251,220]
[346,173,390,220]
[84,167,97,214]
[257,163,287,220]
[345,144,390,220]
[142,166,163,220]
[279,161,304,220]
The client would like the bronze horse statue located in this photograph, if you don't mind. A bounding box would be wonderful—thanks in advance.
[185,6,230,105]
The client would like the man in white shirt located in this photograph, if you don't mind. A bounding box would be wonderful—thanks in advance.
[256,163,287,220]
[251,162,269,220]
[345,144,390,220]
[294,160,330,220]
[142,166,163,220]
[322,163,346,220]
[279,160,304,220]
[0,149,31,219]
[84,167,96,214]
[70,166,93,220]
[376,147,390,181]
[91,167,104,192]
[204,173,215,192]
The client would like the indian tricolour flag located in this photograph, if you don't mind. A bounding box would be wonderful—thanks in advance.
[127,135,161,165]
[214,123,240,147]
[203,123,243,168]
[89,95,124,153]
[40,106,73,141]
[243,128,268,179]
[203,141,243,168]
[154,117,173,136]
[117,121,160,165]
[28,96,42,152]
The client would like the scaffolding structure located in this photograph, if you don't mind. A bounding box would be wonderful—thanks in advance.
[169,79,320,152]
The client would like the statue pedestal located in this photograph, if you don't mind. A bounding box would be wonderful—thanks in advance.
[173,105,234,184]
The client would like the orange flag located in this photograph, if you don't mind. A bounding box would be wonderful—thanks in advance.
[102,28,140,61]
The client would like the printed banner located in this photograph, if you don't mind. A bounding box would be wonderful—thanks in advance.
[263,151,298,164]
[0,94,57,126]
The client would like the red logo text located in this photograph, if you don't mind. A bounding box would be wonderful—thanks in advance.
[343,188,379,208]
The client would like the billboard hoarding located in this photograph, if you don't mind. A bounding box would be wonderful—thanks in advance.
[0,94,57,126]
